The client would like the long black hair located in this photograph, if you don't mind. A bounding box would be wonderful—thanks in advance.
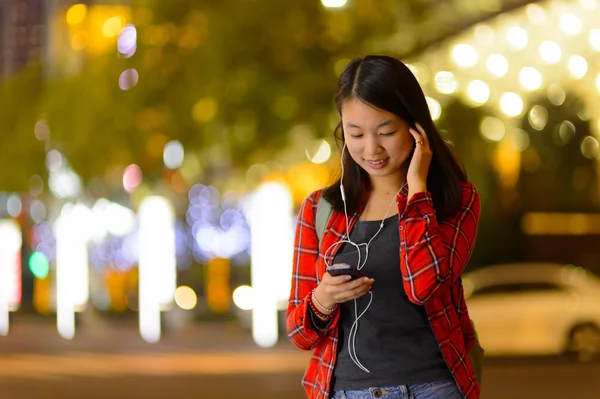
[321,55,467,222]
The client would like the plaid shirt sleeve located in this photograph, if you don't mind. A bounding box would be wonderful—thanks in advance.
[402,183,480,305]
[286,191,340,351]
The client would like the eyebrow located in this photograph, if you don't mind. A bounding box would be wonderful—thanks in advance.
[345,119,393,129]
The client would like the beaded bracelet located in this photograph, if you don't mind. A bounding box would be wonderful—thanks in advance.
[311,288,337,314]
[308,296,335,320]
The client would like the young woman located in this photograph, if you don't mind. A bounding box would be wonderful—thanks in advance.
[286,55,481,399]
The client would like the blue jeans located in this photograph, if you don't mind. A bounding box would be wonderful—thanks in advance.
[330,380,462,399]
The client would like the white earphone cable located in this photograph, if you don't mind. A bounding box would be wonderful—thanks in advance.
[323,142,400,373]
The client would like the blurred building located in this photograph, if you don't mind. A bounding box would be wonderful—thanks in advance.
[0,0,46,81]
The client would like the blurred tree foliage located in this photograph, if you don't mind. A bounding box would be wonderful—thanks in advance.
[1,0,558,269]
[1,0,540,191]
[0,64,47,192]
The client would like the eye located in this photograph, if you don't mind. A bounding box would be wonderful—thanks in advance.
[380,131,397,137]
[350,134,363,139]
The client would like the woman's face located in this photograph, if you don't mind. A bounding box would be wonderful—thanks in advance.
[341,98,414,184]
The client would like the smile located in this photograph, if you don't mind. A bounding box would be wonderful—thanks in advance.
[366,158,389,169]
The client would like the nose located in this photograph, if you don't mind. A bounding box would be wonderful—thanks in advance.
[364,135,383,155]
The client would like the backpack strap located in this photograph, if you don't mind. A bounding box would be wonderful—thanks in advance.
[315,192,334,244]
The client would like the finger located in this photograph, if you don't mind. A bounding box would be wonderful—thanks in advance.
[342,277,372,291]
[327,277,364,295]
[341,284,373,302]
[408,127,423,147]
[415,123,430,147]
[327,274,353,285]
[337,279,374,301]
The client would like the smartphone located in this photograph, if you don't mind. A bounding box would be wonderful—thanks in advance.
[326,264,363,280]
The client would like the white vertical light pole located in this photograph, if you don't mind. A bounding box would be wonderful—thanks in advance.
[138,196,176,343]
[55,203,91,340]
[248,182,294,348]
[0,219,22,336]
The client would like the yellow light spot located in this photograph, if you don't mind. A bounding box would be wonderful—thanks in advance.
[425,97,442,120]
[434,71,458,94]
[192,97,218,123]
[71,30,89,51]
[321,0,347,8]
[480,117,505,142]
[174,286,197,310]
[466,81,490,105]
[305,140,332,164]
[486,54,509,77]
[519,67,542,91]
[66,4,87,25]
[233,285,255,310]
[451,44,478,67]
[102,16,124,38]
[499,92,524,117]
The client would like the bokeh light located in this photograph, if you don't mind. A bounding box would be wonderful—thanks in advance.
[480,117,506,142]
[547,84,566,106]
[192,97,218,123]
[233,285,255,310]
[452,43,478,67]
[434,71,458,94]
[30,200,46,223]
[557,121,576,146]
[528,105,548,131]
[174,286,197,310]
[29,175,43,197]
[102,16,124,38]
[519,67,542,91]
[568,56,588,79]
[305,140,331,164]
[29,252,49,279]
[425,97,442,120]
[163,140,185,169]
[118,24,137,56]
[590,29,600,51]
[500,92,524,117]
[123,164,143,193]
[66,4,87,25]
[486,54,509,77]
[560,13,582,36]
[539,41,562,64]
[34,119,50,141]
[46,150,63,172]
[466,80,490,105]
[321,0,347,8]
[6,195,22,218]
[119,69,139,90]
[71,31,89,51]
[581,136,600,159]
[506,26,528,50]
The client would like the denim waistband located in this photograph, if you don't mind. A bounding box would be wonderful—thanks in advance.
[330,380,460,399]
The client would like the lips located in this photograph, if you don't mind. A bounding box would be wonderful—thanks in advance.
[366,158,389,169]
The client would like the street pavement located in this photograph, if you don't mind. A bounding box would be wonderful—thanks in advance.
[0,316,599,398]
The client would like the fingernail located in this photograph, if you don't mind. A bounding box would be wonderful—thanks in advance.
[345,276,352,281]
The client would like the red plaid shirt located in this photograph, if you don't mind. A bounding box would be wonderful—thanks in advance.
[286,182,481,399]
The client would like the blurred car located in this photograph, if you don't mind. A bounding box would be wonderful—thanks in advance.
[463,262,600,361]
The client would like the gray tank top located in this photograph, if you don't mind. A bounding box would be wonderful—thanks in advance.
[331,215,452,390]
